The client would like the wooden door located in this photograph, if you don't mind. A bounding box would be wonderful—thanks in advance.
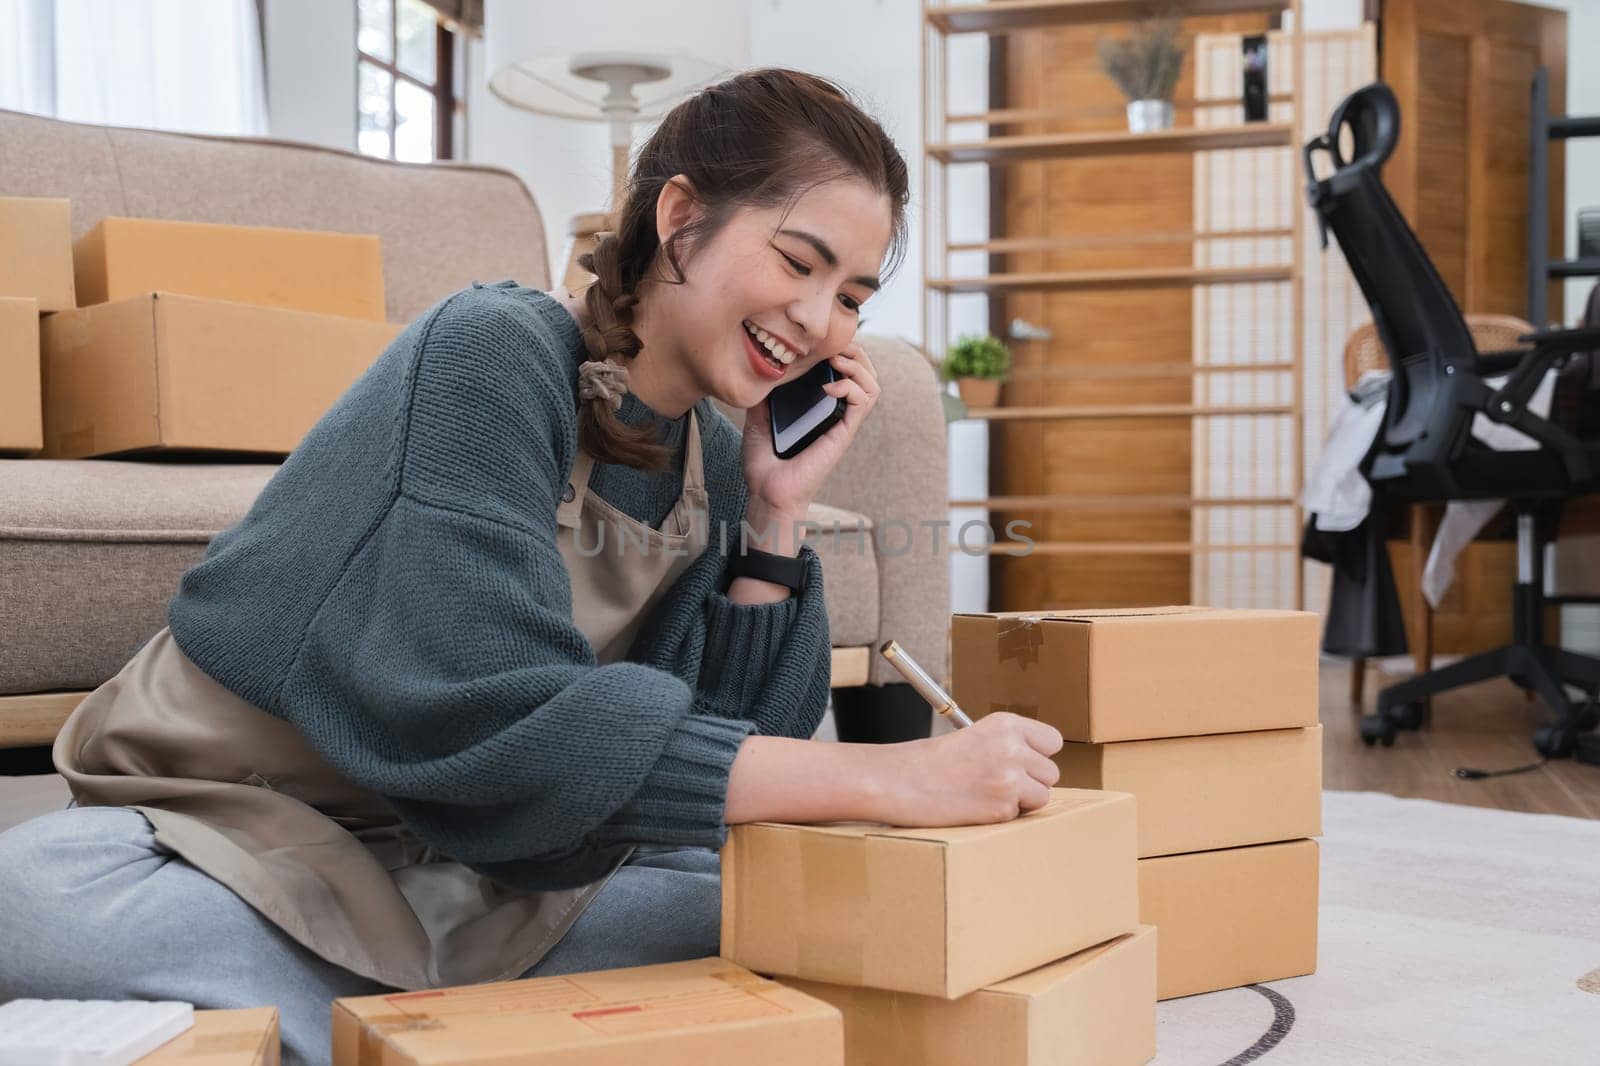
[990,12,1275,610]
[1381,0,1566,320]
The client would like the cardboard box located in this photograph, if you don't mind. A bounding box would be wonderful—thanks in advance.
[138,1007,280,1065]
[1057,725,1323,857]
[74,216,386,321]
[331,957,841,1066]
[952,607,1320,742]
[721,788,1139,999]
[0,296,41,454]
[0,197,75,311]
[1139,839,1319,1000]
[40,292,402,458]
[787,926,1157,1066]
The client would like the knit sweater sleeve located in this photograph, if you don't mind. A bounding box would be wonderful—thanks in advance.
[274,291,753,889]
[689,464,832,742]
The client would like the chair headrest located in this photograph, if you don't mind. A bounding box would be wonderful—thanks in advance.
[1324,82,1400,172]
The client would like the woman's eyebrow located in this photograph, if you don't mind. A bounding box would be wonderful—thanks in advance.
[778,228,882,291]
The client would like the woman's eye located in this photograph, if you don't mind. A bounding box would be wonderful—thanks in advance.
[781,252,811,276]
[839,295,861,313]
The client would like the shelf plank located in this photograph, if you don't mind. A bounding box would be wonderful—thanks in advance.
[928,123,1293,163]
[968,541,1298,556]
[926,0,1291,33]
[1549,115,1600,139]
[948,229,1291,252]
[927,264,1292,292]
[1548,258,1600,278]
[950,494,1297,510]
[960,403,1293,421]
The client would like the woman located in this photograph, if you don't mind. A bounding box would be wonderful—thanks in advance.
[0,69,1060,1065]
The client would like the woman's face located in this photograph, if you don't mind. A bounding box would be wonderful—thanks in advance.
[645,175,893,412]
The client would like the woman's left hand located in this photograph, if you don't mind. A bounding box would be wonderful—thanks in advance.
[740,340,880,531]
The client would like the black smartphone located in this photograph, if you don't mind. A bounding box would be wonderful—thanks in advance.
[768,359,846,459]
[1242,35,1269,122]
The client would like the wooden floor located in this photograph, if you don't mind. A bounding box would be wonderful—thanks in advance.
[1324,660,1600,819]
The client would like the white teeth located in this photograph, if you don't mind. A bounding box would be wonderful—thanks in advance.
[745,322,796,364]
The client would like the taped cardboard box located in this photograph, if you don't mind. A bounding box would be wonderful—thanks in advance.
[331,957,841,1066]
[1057,725,1323,857]
[1139,839,1319,1000]
[138,1007,280,1065]
[787,925,1157,1066]
[952,607,1319,742]
[0,196,75,311]
[0,296,41,454]
[721,788,1138,999]
[40,292,402,458]
[74,216,386,321]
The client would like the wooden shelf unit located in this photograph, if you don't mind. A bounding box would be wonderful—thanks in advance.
[928,121,1292,163]
[923,0,1306,611]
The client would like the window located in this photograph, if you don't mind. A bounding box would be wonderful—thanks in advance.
[356,0,466,162]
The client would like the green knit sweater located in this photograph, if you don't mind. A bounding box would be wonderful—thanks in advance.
[166,280,832,890]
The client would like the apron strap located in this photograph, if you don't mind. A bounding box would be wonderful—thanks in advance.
[555,448,596,530]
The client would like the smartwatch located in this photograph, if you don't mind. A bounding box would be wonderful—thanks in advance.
[728,546,805,592]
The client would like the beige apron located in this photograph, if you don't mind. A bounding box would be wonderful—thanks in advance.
[54,409,710,991]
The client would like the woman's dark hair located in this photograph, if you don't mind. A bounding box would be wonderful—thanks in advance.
[576,67,910,471]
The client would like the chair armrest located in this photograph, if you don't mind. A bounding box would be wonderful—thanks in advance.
[1521,326,1600,354]
[815,335,951,687]
[1475,348,1530,376]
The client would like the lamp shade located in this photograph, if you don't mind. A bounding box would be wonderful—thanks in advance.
[486,0,750,122]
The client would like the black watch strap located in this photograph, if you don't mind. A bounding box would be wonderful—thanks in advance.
[728,546,805,591]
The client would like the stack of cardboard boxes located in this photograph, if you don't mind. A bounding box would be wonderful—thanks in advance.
[136,1008,280,1065]
[719,788,1158,1065]
[0,195,403,460]
[952,606,1323,1000]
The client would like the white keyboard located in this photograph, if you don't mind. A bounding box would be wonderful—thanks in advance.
[0,999,194,1066]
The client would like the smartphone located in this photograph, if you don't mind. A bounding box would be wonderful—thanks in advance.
[768,359,846,459]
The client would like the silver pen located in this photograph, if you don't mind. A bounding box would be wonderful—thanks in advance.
[878,639,974,729]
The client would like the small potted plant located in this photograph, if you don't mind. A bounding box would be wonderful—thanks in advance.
[940,333,1011,409]
[1097,17,1186,133]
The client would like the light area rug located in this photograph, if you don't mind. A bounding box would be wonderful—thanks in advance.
[1154,790,1600,1065]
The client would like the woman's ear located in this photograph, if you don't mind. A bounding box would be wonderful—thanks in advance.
[655,175,699,245]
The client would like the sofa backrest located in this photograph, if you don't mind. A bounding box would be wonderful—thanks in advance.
[0,109,551,322]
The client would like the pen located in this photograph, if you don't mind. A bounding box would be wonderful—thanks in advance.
[878,639,974,729]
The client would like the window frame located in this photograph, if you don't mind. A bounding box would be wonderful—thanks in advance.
[355,0,466,161]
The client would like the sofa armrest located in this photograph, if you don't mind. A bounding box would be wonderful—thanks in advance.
[815,335,950,687]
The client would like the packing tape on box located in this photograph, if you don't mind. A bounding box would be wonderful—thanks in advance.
[165,1030,272,1058]
[988,701,1039,720]
[796,832,870,985]
[995,616,1044,667]
[359,1015,447,1064]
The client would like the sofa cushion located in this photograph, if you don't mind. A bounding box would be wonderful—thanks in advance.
[0,459,276,694]
[803,502,878,648]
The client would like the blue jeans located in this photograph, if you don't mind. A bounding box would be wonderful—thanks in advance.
[0,805,721,1066]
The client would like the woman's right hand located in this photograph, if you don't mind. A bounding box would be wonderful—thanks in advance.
[872,712,1064,827]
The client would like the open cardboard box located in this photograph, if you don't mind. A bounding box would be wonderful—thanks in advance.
[721,788,1138,999]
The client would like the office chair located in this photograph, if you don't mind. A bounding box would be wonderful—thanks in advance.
[1304,82,1600,755]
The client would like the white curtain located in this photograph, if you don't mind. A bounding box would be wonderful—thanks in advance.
[0,0,267,136]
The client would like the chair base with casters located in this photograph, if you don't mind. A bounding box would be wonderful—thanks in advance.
[1305,81,1600,760]
[1362,509,1600,751]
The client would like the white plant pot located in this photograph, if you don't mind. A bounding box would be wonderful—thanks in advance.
[1127,99,1174,133]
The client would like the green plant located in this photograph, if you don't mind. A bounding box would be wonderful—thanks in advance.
[940,333,1011,381]
[1096,17,1186,102]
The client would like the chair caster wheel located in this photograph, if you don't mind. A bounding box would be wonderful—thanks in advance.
[1383,700,1426,731]
[1534,725,1576,758]
[1360,714,1396,747]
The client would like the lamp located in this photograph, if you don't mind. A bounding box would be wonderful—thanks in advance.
[485,0,749,290]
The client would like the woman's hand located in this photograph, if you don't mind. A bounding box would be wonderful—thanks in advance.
[739,341,880,537]
[872,713,1063,827]
[723,713,1063,829]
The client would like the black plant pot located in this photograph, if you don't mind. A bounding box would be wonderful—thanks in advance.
[831,682,933,744]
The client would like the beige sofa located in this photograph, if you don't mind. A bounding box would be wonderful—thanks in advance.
[0,108,950,784]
